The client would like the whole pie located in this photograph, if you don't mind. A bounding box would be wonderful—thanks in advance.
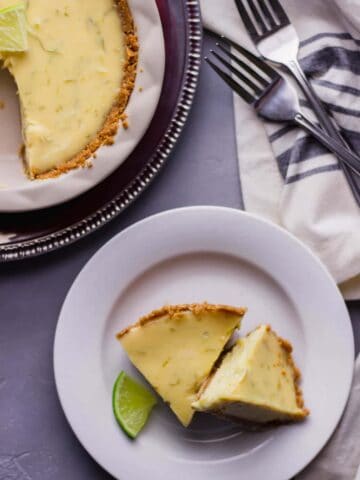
[0,0,138,179]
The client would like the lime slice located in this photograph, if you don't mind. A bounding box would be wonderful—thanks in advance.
[0,3,27,52]
[112,371,157,439]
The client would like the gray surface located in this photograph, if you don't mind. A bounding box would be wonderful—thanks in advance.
[0,34,359,480]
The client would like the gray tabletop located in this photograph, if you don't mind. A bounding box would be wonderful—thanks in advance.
[0,34,359,480]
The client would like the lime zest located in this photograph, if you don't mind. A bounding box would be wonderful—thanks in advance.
[112,371,157,439]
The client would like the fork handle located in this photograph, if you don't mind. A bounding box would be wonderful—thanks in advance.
[294,113,360,177]
[285,59,360,202]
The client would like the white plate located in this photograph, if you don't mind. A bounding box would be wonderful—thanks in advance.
[0,0,165,212]
[54,206,354,480]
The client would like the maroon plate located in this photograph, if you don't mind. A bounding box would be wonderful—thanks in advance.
[0,0,202,262]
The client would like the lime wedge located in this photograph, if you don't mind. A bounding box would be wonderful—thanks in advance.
[0,3,27,52]
[112,371,157,439]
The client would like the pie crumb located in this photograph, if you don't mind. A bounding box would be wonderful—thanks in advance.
[0,100,5,110]
[120,112,129,129]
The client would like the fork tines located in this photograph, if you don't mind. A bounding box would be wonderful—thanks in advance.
[235,0,290,40]
[205,37,278,104]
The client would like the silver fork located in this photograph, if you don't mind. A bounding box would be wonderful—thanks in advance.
[205,39,360,177]
[234,0,360,203]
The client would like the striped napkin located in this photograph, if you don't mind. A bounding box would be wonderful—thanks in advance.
[200,0,360,300]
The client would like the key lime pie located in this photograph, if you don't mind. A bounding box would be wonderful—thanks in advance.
[0,0,137,179]
[117,305,308,429]
[192,325,309,423]
[117,304,246,427]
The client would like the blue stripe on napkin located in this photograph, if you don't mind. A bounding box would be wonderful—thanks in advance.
[269,32,360,181]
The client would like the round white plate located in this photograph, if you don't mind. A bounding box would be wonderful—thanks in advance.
[54,206,354,480]
[0,0,165,212]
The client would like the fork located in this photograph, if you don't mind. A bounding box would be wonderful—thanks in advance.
[205,39,360,177]
[234,0,360,203]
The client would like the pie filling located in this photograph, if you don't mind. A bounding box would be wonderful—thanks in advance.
[0,0,137,178]
[117,304,246,427]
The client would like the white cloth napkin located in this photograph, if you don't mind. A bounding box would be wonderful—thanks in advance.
[200,0,360,300]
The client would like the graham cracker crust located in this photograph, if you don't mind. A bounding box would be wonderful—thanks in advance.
[117,303,247,339]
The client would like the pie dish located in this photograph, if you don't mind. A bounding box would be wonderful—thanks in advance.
[0,0,165,212]
[192,325,309,423]
[117,303,246,427]
[0,0,138,179]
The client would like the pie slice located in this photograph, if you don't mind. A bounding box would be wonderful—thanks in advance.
[0,0,137,178]
[117,304,246,427]
[192,325,309,423]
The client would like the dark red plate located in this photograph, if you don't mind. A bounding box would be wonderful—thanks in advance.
[0,0,202,262]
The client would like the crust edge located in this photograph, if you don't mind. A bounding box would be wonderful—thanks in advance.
[116,303,247,339]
